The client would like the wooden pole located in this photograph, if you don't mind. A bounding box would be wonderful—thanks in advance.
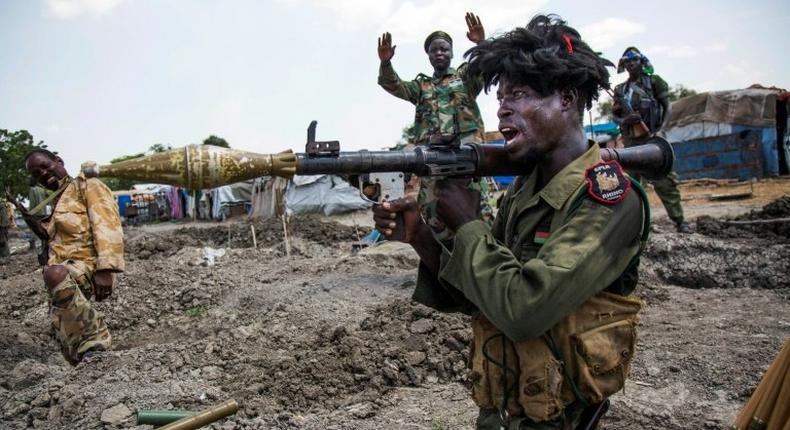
[281,214,291,257]
[721,217,790,225]
[250,224,257,250]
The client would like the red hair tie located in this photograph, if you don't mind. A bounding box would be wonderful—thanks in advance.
[562,33,573,53]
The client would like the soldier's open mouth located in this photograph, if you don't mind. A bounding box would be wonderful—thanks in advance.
[500,127,519,143]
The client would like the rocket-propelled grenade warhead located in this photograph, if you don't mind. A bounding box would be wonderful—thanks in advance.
[81,145,297,189]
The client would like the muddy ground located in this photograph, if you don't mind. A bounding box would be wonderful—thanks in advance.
[1,179,788,430]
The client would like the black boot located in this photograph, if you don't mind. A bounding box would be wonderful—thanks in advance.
[675,221,692,234]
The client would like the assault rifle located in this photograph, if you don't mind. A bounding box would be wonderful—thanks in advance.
[5,191,50,266]
[609,90,651,138]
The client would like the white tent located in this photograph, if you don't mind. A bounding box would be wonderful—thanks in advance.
[284,175,371,216]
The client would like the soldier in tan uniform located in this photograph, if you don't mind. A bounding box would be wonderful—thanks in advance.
[374,15,648,429]
[17,149,124,365]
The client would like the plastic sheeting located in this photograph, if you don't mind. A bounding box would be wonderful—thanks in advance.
[285,175,371,216]
[209,181,253,220]
[249,176,288,221]
[668,89,778,128]
[665,122,734,143]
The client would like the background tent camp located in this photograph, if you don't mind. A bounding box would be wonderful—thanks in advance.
[112,175,371,225]
[664,86,790,180]
[250,175,371,220]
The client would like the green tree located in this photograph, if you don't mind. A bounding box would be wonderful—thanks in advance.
[0,129,48,200]
[668,84,698,102]
[202,135,230,148]
[148,143,172,153]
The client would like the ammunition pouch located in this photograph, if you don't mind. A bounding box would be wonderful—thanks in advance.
[469,291,642,423]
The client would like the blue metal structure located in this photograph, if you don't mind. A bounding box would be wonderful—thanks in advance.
[672,126,778,180]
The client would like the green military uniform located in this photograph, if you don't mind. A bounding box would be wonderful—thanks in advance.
[378,61,494,243]
[0,200,9,258]
[415,145,649,429]
[44,174,124,364]
[614,74,686,225]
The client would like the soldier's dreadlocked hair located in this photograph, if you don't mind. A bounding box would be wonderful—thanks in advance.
[465,14,613,113]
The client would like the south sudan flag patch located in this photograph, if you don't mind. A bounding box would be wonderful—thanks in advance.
[585,161,630,204]
[533,230,550,245]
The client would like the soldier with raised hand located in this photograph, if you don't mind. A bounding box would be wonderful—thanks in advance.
[15,148,124,365]
[377,12,493,246]
[374,15,650,429]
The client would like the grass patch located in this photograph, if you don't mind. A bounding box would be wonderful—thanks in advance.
[185,305,208,318]
[431,417,447,430]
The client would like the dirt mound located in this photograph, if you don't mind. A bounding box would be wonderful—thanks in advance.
[127,215,371,259]
[643,232,790,290]
[0,253,39,279]
[696,196,790,241]
[223,299,470,417]
[3,188,790,429]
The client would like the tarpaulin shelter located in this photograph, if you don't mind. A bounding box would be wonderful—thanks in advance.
[665,87,790,180]
[284,175,371,216]
[248,176,288,221]
[206,180,253,220]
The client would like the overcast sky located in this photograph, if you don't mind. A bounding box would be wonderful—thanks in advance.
[1,0,788,172]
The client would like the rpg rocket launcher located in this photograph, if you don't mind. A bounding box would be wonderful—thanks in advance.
[81,120,675,204]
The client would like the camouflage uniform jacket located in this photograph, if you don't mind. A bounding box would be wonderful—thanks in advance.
[378,61,484,144]
[44,174,125,273]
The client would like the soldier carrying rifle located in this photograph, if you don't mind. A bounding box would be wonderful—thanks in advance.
[612,47,691,233]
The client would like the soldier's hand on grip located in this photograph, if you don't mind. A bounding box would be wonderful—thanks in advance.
[372,197,422,243]
[436,178,481,231]
[92,269,113,301]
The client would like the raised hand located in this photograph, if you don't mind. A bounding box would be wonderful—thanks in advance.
[378,32,396,62]
[465,12,485,44]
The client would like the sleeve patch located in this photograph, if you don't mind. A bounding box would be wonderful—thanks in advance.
[584,161,631,204]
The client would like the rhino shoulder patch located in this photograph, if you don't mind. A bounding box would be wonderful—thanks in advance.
[584,160,631,204]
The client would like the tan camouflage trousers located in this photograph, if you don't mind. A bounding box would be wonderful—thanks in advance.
[46,261,112,365]
[417,131,495,248]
